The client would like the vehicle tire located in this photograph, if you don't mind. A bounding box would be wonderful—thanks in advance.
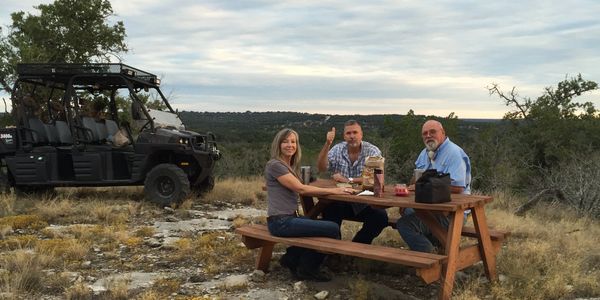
[192,175,215,196]
[144,163,190,206]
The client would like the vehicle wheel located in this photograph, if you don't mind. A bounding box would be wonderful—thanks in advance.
[144,163,190,206]
[193,175,215,195]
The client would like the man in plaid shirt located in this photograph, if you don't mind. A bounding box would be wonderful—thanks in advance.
[316,120,388,244]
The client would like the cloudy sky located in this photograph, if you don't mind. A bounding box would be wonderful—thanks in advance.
[2,0,600,118]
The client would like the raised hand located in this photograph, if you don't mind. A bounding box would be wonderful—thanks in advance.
[326,127,336,145]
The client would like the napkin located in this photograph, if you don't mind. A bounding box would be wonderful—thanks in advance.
[357,190,374,196]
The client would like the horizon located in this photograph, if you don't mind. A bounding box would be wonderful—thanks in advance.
[179,110,502,120]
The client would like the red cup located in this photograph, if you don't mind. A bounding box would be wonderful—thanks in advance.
[395,184,409,196]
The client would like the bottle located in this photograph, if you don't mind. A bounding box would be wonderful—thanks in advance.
[373,168,384,197]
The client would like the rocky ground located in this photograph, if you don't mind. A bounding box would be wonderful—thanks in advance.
[1,197,493,300]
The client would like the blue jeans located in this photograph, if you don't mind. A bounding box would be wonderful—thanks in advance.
[396,208,449,253]
[268,216,340,272]
[322,202,388,244]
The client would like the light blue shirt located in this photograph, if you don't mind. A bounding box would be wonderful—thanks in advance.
[415,137,471,194]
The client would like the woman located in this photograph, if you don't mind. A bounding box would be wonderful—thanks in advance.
[265,128,352,281]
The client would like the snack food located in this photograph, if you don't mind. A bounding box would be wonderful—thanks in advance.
[362,156,385,191]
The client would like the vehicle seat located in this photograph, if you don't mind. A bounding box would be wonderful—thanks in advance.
[82,117,102,143]
[55,120,73,144]
[105,119,119,137]
[96,120,108,141]
[27,117,49,144]
[44,123,60,145]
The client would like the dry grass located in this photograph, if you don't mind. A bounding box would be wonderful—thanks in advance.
[478,207,599,299]
[348,276,371,300]
[134,226,155,237]
[0,235,37,250]
[135,290,162,300]
[104,278,130,300]
[331,189,600,299]
[0,179,598,299]
[0,194,15,217]
[35,238,89,262]
[150,277,183,296]
[201,177,266,206]
[167,232,254,275]
[0,249,54,294]
[0,214,48,230]
[64,282,93,300]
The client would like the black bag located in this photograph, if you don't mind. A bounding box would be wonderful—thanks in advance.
[415,169,451,203]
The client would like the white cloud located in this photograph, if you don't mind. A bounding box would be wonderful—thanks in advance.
[2,0,600,118]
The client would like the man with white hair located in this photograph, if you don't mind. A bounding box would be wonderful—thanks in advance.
[396,119,471,253]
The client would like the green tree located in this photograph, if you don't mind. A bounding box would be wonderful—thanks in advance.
[488,74,599,170]
[0,0,127,93]
[489,75,600,217]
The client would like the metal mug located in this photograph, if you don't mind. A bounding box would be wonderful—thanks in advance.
[300,166,312,184]
[413,168,425,182]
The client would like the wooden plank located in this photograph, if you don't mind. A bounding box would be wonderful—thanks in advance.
[304,179,493,212]
[236,225,446,269]
[439,210,464,300]
[417,264,442,284]
[461,226,510,240]
[456,241,503,271]
[256,242,275,271]
[300,195,315,216]
[387,216,510,241]
[241,235,265,249]
[472,205,497,281]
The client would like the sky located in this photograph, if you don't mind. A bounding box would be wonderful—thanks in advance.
[2,0,600,118]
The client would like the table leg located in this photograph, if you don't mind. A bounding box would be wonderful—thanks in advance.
[439,210,464,300]
[256,242,275,272]
[300,196,315,216]
[301,196,332,219]
[472,205,497,281]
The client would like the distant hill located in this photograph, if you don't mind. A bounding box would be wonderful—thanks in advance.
[178,111,500,143]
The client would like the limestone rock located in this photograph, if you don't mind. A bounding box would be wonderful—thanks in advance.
[314,290,329,299]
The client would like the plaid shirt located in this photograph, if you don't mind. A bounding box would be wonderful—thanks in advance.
[327,141,381,178]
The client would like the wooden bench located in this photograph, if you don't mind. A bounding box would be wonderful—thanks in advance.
[236,224,447,284]
[387,216,511,242]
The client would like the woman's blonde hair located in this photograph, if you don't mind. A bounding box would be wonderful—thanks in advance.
[270,128,302,176]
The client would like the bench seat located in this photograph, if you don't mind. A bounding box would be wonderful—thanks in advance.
[386,216,510,241]
[236,224,447,284]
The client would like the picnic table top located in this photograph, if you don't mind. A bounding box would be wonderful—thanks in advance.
[302,179,493,212]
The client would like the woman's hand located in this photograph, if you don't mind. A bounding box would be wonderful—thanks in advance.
[334,187,355,195]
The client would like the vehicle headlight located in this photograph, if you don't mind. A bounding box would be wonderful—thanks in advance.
[178,137,190,145]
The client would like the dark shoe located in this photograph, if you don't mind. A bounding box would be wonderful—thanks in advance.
[279,254,297,275]
[323,254,353,272]
[296,267,332,282]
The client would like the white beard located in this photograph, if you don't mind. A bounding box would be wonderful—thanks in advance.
[425,140,438,151]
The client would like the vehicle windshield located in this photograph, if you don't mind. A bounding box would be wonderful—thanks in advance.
[146,108,185,130]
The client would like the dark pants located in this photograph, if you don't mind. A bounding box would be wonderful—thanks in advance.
[396,208,449,253]
[267,216,340,272]
[321,202,389,244]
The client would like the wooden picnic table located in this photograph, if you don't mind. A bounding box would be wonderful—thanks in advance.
[300,179,501,300]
